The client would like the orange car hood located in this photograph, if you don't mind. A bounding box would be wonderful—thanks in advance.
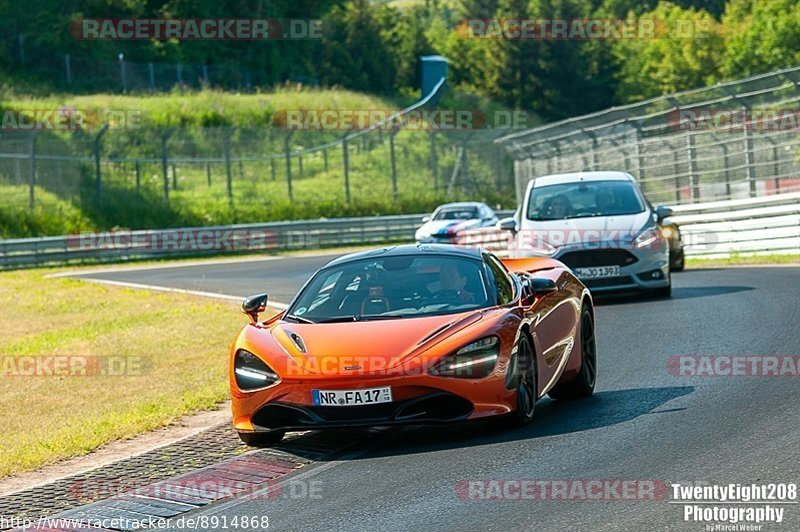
[270,311,483,374]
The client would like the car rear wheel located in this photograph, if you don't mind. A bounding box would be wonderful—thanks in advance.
[548,306,596,399]
[238,430,286,447]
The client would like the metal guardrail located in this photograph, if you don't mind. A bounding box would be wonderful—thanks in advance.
[456,193,800,259]
[0,211,515,270]
[1,192,797,270]
[671,192,800,257]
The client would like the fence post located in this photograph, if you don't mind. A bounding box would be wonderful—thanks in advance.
[161,130,173,204]
[342,133,351,203]
[135,159,141,192]
[202,65,209,86]
[298,154,303,179]
[323,148,328,172]
[94,125,109,208]
[720,140,731,199]
[148,63,155,90]
[224,129,235,200]
[742,107,757,197]
[28,132,39,212]
[270,158,276,181]
[119,54,127,92]
[686,133,699,202]
[171,164,178,190]
[772,145,780,193]
[14,158,21,185]
[429,132,438,195]
[283,131,294,200]
[206,162,212,186]
[64,54,72,84]
[389,128,399,201]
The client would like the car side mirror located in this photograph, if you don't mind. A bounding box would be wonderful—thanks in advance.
[421,215,430,223]
[655,205,673,221]
[497,217,517,232]
[529,277,558,295]
[242,293,268,323]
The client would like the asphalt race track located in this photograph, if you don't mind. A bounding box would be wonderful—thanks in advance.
[73,257,800,531]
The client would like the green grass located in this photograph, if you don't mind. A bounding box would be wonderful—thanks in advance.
[0,87,517,238]
[687,252,800,268]
[0,267,255,477]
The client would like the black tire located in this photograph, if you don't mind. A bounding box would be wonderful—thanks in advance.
[238,430,286,447]
[504,335,537,427]
[548,306,597,400]
[670,250,685,272]
[649,270,672,298]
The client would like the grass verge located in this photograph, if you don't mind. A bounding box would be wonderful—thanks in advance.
[686,253,800,268]
[0,267,252,478]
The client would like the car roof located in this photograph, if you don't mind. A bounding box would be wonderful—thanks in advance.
[324,244,484,268]
[434,201,487,209]
[530,171,634,188]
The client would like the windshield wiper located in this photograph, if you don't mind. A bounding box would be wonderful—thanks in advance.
[315,315,361,323]
[314,314,401,323]
[284,314,316,324]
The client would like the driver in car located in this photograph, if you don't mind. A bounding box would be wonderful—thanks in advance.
[437,262,475,304]
[595,189,616,212]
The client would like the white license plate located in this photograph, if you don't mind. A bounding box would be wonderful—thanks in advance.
[575,265,621,279]
[312,387,392,407]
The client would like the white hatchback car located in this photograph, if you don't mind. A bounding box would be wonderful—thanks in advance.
[499,171,672,297]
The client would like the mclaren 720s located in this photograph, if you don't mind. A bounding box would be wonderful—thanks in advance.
[229,244,596,445]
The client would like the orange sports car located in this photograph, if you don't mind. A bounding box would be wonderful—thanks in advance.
[229,244,596,445]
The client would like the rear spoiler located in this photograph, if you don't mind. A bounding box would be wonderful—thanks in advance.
[500,257,562,274]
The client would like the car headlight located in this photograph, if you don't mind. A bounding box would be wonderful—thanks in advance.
[634,226,662,249]
[661,226,674,239]
[429,336,500,378]
[234,349,280,391]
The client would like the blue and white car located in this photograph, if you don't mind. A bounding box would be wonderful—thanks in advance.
[499,171,673,297]
[415,202,498,244]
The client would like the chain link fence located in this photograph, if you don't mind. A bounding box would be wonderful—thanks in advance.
[0,122,518,227]
[498,65,800,206]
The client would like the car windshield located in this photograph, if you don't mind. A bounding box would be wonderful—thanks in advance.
[527,180,646,221]
[285,255,494,322]
[433,207,479,221]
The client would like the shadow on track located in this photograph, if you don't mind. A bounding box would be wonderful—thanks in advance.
[594,285,754,306]
[279,386,694,461]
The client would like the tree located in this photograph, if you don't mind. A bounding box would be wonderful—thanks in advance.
[612,2,723,102]
[720,0,800,79]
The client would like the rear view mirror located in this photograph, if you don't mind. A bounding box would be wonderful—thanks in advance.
[242,293,268,323]
[529,277,558,295]
[655,205,673,221]
[497,217,517,232]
